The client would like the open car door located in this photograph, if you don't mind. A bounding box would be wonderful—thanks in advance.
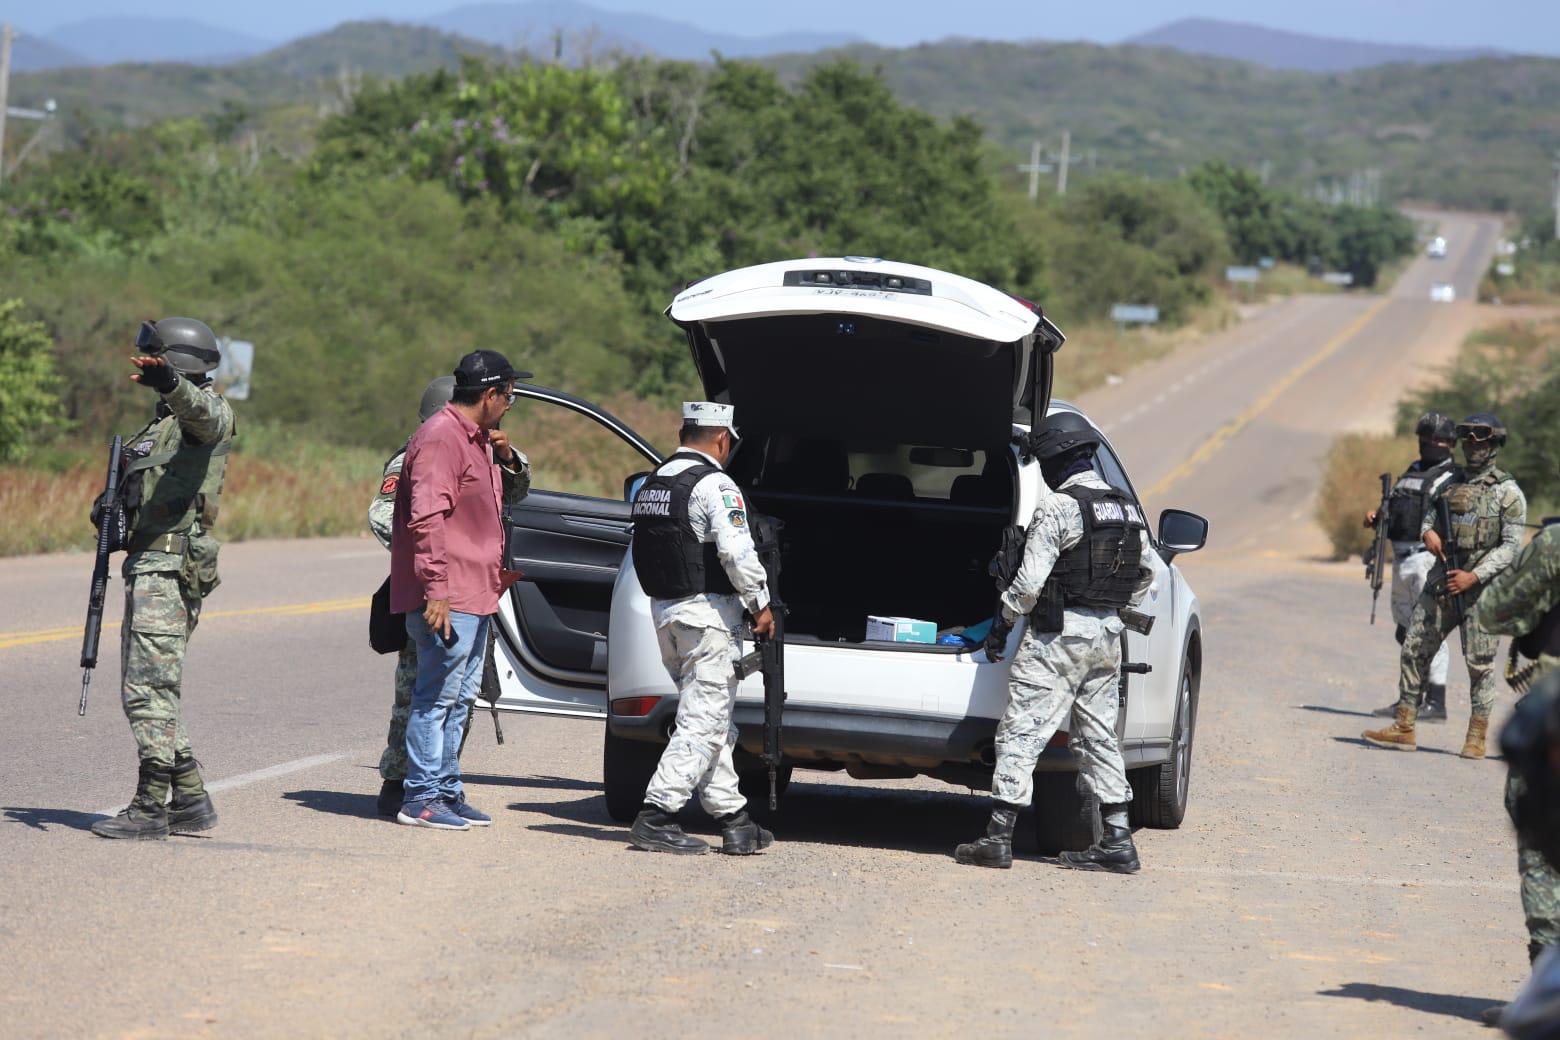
[494,385,662,717]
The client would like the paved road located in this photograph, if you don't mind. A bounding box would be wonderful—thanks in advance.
[0,215,1525,1038]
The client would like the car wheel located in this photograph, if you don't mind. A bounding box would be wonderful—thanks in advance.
[602,727,662,823]
[1132,652,1198,829]
[1030,771,1098,855]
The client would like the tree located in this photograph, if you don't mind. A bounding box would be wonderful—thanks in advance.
[0,300,66,463]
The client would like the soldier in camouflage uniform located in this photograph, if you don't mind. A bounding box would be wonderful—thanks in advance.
[956,411,1154,873]
[1365,413,1527,758]
[370,376,529,817]
[627,403,776,857]
[1478,521,1560,1025]
[92,318,234,840]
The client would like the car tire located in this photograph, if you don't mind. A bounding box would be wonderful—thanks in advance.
[602,728,662,823]
[1132,651,1199,829]
[1030,771,1098,855]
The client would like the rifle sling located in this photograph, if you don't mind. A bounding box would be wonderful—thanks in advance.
[123,439,231,475]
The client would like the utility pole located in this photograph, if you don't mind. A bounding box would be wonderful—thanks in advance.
[0,24,13,192]
[1056,129,1071,196]
[1553,155,1560,241]
[1016,139,1051,203]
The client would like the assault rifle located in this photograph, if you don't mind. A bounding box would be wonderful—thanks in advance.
[1435,497,1468,627]
[1365,473,1392,624]
[79,436,124,716]
[736,516,786,810]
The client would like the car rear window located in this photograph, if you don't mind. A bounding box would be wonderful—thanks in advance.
[847,444,988,500]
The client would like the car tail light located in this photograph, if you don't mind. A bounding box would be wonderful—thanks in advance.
[1048,731,1069,748]
[611,696,662,717]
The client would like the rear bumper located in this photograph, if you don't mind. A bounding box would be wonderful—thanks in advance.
[608,698,1082,772]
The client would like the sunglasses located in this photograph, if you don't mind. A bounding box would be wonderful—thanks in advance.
[1456,424,1496,442]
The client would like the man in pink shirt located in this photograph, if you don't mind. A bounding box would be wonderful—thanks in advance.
[390,349,529,830]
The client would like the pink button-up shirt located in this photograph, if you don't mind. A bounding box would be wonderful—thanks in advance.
[390,403,506,616]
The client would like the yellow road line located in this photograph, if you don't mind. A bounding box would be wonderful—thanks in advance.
[1143,295,1393,500]
[0,596,370,651]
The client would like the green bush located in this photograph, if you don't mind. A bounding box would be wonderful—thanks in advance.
[0,299,66,462]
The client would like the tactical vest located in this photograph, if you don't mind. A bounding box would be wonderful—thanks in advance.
[1443,467,1513,558]
[123,402,232,548]
[630,452,738,600]
[1042,485,1147,613]
[1386,459,1455,542]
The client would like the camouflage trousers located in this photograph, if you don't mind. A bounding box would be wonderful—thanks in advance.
[1507,770,1560,961]
[1391,548,1449,687]
[379,640,478,784]
[643,620,746,817]
[120,571,202,769]
[992,610,1131,808]
[1398,588,1498,718]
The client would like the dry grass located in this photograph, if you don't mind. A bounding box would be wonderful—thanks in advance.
[1313,433,1418,560]
[1053,303,1238,400]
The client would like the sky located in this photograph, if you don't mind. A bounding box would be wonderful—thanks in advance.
[12,0,1560,55]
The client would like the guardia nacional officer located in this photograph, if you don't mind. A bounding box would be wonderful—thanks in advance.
[1366,412,1460,722]
[1476,520,1560,1026]
[956,411,1154,872]
[1364,413,1527,758]
[627,403,776,856]
[92,319,234,840]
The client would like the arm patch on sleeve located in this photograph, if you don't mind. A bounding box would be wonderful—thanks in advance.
[728,509,746,528]
[380,474,399,496]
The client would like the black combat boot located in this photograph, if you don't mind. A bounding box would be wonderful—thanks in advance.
[716,811,774,855]
[629,803,710,855]
[1420,684,1448,723]
[1056,805,1140,874]
[954,803,1019,869]
[91,762,171,840]
[1373,691,1426,717]
[167,757,219,833]
[376,779,405,818]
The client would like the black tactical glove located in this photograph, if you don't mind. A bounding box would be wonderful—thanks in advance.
[984,617,1014,662]
[135,360,180,393]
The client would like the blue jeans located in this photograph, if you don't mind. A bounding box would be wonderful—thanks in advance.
[403,610,490,805]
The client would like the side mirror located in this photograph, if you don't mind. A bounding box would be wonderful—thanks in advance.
[624,471,650,503]
[1157,508,1209,563]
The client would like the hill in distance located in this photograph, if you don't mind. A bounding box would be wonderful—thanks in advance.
[42,16,275,66]
[9,30,90,72]
[420,0,861,60]
[1126,17,1507,72]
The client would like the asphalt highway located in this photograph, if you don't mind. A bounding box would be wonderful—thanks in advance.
[0,214,1523,1038]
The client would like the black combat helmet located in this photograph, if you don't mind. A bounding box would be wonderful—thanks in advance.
[135,317,221,377]
[418,376,456,422]
[1457,412,1508,447]
[1026,410,1103,462]
[1414,412,1456,442]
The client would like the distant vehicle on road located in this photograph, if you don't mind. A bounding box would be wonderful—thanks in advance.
[1429,282,1456,303]
[1426,236,1448,259]
[491,257,1210,854]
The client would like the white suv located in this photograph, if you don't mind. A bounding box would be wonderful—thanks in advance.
[493,258,1208,851]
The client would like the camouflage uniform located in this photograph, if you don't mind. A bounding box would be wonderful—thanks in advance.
[1482,525,1560,961]
[369,443,529,783]
[1397,465,1526,719]
[991,471,1154,808]
[120,378,234,769]
[641,451,770,817]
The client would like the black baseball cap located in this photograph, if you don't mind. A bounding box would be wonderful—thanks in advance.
[453,349,531,388]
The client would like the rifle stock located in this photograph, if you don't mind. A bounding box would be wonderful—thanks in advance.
[79,435,123,716]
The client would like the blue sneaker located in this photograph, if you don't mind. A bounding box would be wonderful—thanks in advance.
[396,799,470,831]
[449,797,492,827]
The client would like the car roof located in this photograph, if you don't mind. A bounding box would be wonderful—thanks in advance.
[667,257,1041,343]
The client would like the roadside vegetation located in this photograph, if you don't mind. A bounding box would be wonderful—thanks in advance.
[1,56,1415,556]
[1482,214,1560,306]
[1317,315,1560,558]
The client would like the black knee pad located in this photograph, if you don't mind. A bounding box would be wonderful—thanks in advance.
[1395,624,1407,645]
